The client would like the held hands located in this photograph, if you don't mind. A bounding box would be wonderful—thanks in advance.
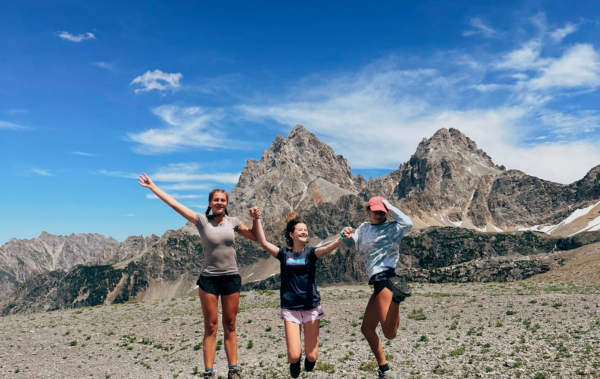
[138,173,156,189]
[249,207,261,220]
[341,227,354,240]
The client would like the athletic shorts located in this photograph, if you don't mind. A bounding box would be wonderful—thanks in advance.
[197,274,242,297]
[369,269,397,297]
[280,305,325,325]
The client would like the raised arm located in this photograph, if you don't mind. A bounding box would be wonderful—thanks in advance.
[249,207,279,257]
[138,173,196,224]
[382,199,413,235]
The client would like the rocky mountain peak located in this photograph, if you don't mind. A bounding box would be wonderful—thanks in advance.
[229,125,357,221]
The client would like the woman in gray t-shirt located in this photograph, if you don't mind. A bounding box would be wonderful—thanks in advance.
[139,174,257,379]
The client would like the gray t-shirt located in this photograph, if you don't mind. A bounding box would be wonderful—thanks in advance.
[195,213,243,277]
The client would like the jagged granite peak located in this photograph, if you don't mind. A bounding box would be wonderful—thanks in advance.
[0,232,119,299]
[230,124,358,221]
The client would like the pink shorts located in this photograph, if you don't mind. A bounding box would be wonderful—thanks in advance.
[280,305,325,325]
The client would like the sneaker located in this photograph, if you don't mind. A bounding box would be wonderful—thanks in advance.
[289,359,301,378]
[378,368,398,379]
[227,367,241,379]
[388,276,411,303]
[203,371,215,378]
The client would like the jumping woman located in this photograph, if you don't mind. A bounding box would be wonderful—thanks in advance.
[139,174,257,379]
[341,196,413,379]
[249,207,352,378]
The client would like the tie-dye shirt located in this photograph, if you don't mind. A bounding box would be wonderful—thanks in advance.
[343,200,413,279]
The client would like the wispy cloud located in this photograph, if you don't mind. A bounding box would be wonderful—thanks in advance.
[152,163,240,183]
[31,169,54,176]
[236,23,600,184]
[550,23,579,43]
[130,70,182,93]
[161,183,212,191]
[0,121,25,130]
[72,151,96,157]
[463,18,498,38]
[97,170,138,179]
[57,31,96,42]
[128,105,245,154]
[126,214,134,217]
[147,193,202,200]
[540,110,600,134]
[5,109,28,115]
[91,62,115,71]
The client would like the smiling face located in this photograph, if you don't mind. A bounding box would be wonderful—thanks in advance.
[209,191,228,216]
[289,223,308,245]
[367,208,387,225]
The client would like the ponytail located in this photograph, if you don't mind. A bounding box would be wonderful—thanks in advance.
[284,211,307,247]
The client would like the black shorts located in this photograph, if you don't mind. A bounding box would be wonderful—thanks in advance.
[197,274,242,297]
[369,269,396,297]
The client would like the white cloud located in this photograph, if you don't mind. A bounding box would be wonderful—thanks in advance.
[130,70,183,93]
[128,105,246,154]
[152,163,240,183]
[98,164,239,185]
[540,110,600,134]
[147,193,202,200]
[528,44,600,90]
[126,214,134,217]
[496,40,545,71]
[0,121,25,130]
[550,23,578,43]
[31,169,54,176]
[57,31,96,42]
[91,62,115,71]
[238,54,600,184]
[97,170,138,179]
[5,109,28,115]
[161,183,212,191]
[463,18,498,38]
[72,151,96,156]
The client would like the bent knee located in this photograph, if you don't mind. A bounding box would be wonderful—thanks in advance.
[383,329,397,340]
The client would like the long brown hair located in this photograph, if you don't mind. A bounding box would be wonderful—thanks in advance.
[284,211,308,247]
[205,189,229,219]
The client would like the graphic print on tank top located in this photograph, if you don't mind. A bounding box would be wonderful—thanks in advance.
[276,247,321,311]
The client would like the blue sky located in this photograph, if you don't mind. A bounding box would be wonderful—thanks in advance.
[2,0,600,244]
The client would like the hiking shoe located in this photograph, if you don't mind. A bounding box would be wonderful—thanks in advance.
[227,367,241,379]
[378,368,398,379]
[290,359,301,378]
[203,371,215,378]
[389,276,411,303]
[304,357,316,372]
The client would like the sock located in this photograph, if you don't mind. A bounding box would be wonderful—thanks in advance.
[304,357,316,372]
[205,368,214,373]
[379,363,390,372]
[228,365,238,371]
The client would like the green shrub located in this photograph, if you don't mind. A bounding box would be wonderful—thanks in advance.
[408,308,427,320]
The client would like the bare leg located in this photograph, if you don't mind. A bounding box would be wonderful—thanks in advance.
[284,321,302,363]
[361,288,399,366]
[199,289,219,369]
[221,292,240,365]
[303,320,320,362]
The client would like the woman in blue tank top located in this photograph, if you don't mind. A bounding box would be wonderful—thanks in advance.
[249,207,352,378]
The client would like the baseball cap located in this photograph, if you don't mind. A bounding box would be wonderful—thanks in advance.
[368,196,387,213]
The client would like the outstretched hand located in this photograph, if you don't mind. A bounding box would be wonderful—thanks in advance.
[138,173,155,189]
[249,207,261,219]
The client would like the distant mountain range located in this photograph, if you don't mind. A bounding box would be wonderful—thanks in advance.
[2,125,599,314]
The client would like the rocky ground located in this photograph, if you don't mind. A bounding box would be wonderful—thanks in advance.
[2,282,600,379]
